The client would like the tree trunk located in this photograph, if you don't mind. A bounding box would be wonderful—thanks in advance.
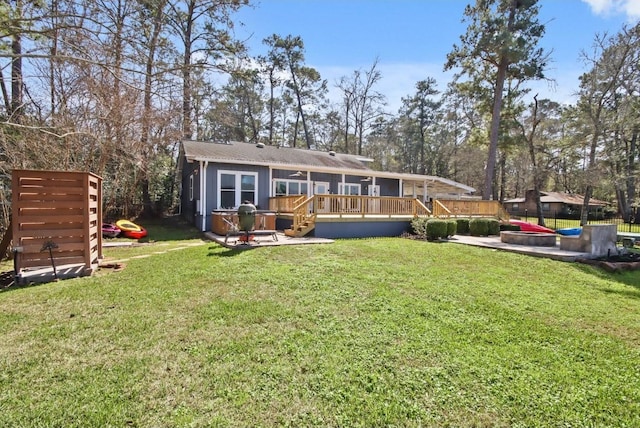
[182,1,196,140]
[483,1,517,200]
[11,30,23,122]
[624,126,638,221]
[140,1,166,218]
[289,70,312,149]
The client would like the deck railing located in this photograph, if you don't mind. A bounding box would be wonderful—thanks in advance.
[271,195,432,219]
[269,195,507,223]
[434,199,510,220]
[269,195,306,213]
[286,195,431,232]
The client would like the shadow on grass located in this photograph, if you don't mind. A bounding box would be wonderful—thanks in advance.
[572,263,640,296]
[115,215,204,243]
[0,271,52,293]
[600,287,640,300]
[207,245,253,257]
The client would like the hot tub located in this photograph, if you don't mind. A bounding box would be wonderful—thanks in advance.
[211,210,276,235]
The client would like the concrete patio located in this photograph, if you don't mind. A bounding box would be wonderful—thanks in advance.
[447,234,603,262]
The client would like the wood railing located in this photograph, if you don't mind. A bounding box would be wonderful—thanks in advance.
[273,195,432,217]
[432,200,453,217]
[271,195,508,220]
[291,196,316,232]
[434,199,509,220]
[269,195,306,213]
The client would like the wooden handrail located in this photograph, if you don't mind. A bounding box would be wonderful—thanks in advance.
[269,195,306,213]
[433,200,452,217]
[414,199,431,216]
[291,196,315,231]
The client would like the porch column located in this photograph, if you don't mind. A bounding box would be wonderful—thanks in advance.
[201,161,208,232]
[198,160,204,215]
[423,179,428,203]
[399,179,403,197]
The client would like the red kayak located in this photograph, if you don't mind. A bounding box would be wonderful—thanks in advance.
[116,220,148,239]
[509,219,555,234]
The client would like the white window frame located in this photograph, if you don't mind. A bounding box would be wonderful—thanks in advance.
[273,179,309,196]
[314,181,330,195]
[339,183,361,195]
[189,174,194,201]
[217,170,258,209]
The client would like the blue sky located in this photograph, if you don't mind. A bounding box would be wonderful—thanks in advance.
[233,0,640,112]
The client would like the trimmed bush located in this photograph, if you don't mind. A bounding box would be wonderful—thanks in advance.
[469,218,489,236]
[410,217,428,237]
[447,220,457,237]
[456,218,470,235]
[487,218,500,235]
[426,219,448,240]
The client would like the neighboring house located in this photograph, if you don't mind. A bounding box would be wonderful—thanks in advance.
[504,190,609,219]
[178,140,478,238]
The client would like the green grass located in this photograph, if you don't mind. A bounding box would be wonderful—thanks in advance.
[1,222,639,427]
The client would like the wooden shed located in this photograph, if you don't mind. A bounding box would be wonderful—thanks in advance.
[11,169,103,281]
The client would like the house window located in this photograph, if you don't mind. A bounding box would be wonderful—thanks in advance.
[542,203,550,212]
[512,203,519,210]
[218,170,257,209]
[339,183,361,195]
[189,174,194,201]
[273,179,308,196]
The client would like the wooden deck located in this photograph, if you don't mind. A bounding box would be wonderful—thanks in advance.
[270,195,508,238]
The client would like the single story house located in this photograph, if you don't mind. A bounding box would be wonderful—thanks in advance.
[178,140,479,238]
[504,190,609,219]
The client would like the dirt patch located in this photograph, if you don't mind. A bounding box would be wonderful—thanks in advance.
[99,262,126,272]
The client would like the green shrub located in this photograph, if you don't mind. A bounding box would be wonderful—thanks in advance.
[456,218,470,235]
[487,218,500,235]
[469,218,489,236]
[447,220,457,237]
[426,219,448,240]
[410,217,428,237]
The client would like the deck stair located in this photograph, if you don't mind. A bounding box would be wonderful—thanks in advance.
[284,218,315,237]
[284,195,316,237]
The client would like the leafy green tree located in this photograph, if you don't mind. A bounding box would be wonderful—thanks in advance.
[398,78,442,175]
[576,23,640,224]
[166,0,248,140]
[446,0,548,200]
[263,34,326,149]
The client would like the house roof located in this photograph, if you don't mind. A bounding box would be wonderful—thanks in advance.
[505,191,608,206]
[181,140,476,195]
[182,140,373,171]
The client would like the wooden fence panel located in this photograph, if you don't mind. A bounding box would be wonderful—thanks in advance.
[12,169,103,278]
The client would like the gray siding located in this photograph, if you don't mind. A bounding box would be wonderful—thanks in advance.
[314,220,410,239]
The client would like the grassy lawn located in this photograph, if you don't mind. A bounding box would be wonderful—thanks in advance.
[1,220,639,427]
